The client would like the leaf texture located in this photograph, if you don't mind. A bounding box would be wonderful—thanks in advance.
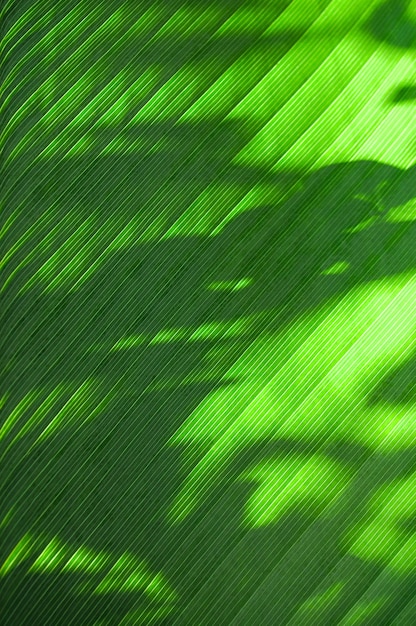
[1,0,416,624]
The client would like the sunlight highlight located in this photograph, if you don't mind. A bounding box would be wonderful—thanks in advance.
[1,533,176,603]
[241,455,350,527]
[170,273,416,522]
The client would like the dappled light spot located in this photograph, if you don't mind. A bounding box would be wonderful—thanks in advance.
[63,546,108,574]
[1,533,176,603]
[321,260,350,275]
[389,534,416,573]
[356,403,416,451]
[31,380,98,443]
[109,317,253,350]
[0,380,104,461]
[0,533,33,576]
[347,216,380,233]
[92,553,169,598]
[30,537,68,572]
[387,198,416,222]
[169,273,416,520]
[207,277,253,291]
[150,328,189,344]
[296,582,344,620]
[240,454,350,527]
[0,390,41,442]
[340,599,387,625]
[65,135,96,156]
[1,385,68,451]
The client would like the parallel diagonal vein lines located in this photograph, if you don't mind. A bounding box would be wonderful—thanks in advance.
[1,0,416,624]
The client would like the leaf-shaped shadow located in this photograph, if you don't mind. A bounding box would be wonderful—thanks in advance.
[365,0,416,49]
[367,349,416,405]
[389,84,416,103]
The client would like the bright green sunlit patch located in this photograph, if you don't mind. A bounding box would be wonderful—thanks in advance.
[63,135,95,156]
[170,273,416,521]
[347,216,380,233]
[321,261,350,275]
[63,546,108,574]
[355,402,416,451]
[207,278,253,291]
[0,385,67,459]
[30,537,67,572]
[35,380,96,442]
[389,534,416,573]
[230,5,415,171]
[1,532,175,599]
[94,554,145,593]
[1,381,120,461]
[0,390,40,442]
[241,454,350,527]
[0,534,33,576]
[1,532,176,611]
[386,199,416,223]
[92,555,175,601]
[110,316,254,351]
[190,318,250,341]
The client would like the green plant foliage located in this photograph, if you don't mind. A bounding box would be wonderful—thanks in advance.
[1,0,415,624]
